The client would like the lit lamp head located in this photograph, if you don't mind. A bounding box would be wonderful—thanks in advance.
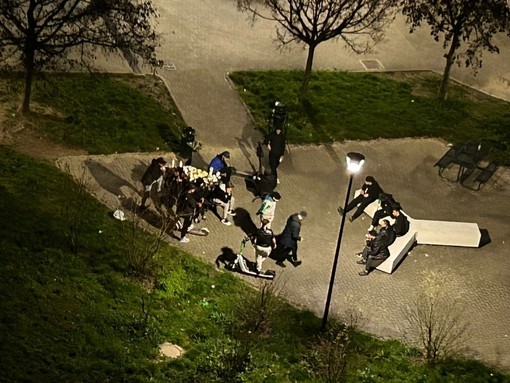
[346,152,365,173]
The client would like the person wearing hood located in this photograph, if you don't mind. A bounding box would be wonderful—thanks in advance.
[256,191,281,228]
[275,211,307,268]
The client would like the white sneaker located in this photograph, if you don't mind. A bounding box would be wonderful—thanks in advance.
[221,219,232,226]
[228,210,236,216]
[189,224,194,230]
[179,237,190,243]
[277,178,280,184]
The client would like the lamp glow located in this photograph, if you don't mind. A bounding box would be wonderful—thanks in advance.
[346,152,365,173]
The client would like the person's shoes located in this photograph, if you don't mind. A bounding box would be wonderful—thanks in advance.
[188,224,194,230]
[337,206,344,215]
[291,260,302,267]
[275,260,286,268]
[367,225,374,231]
[355,252,363,257]
[277,178,281,184]
[356,259,366,265]
[349,216,354,222]
[179,237,190,243]
[358,270,369,276]
[228,210,236,216]
[221,219,232,226]
[202,214,207,220]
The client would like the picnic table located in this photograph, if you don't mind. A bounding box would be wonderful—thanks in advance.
[434,141,493,185]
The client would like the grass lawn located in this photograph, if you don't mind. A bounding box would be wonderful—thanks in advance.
[229,70,510,165]
[0,73,187,155]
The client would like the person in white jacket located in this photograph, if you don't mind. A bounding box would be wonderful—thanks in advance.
[256,192,281,228]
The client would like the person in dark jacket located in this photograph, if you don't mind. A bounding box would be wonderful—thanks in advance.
[369,193,399,230]
[275,211,307,267]
[391,207,410,237]
[210,182,236,226]
[248,219,276,273]
[140,157,167,211]
[176,184,200,243]
[264,128,285,181]
[339,176,383,222]
[357,224,391,276]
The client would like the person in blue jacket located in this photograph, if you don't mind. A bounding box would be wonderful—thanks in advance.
[208,151,232,183]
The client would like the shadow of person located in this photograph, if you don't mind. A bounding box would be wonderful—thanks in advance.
[215,246,238,269]
[231,207,258,235]
[86,159,137,196]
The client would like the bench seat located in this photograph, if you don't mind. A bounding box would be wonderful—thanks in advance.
[350,190,481,273]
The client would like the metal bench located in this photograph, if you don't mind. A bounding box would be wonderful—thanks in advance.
[474,161,498,190]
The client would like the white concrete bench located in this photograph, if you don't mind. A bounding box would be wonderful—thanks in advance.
[350,190,481,273]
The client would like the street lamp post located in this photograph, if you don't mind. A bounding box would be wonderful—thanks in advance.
[321,152,365,330]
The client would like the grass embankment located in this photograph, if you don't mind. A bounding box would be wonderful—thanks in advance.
[1,147,507,382]
[230,70,510,165]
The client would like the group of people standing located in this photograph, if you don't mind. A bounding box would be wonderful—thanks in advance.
[138,125,308,275]
[340,176,410,276]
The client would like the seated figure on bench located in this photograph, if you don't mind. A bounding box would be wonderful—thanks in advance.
[369,192,399,231]
[356,225,391,276]
[391,206,410,237]
[339,176,383,222]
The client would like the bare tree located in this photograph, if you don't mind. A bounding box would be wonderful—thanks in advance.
[401,0,510,101]
[401,271,470,365]
[0,0,159,114]
[237,0,397,100]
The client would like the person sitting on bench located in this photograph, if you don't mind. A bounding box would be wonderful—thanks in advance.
[369,192,399,231]
[357,226,391,276]
[391,207,410,237]
[339,176,383,222]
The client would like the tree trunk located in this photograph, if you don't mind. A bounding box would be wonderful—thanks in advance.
[439,34,460,102]
[299,44,316,102]
[21,55,35,115]
[21,0,37,115]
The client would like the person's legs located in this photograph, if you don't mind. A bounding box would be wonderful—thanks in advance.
[228,196,235,215]
[359,256,387,275]
[180,215,192,242]
[351,199,374,221]
[344,195,364,213]
[140,183,154,209]
[255,246,271,272]
[213,199,229,220]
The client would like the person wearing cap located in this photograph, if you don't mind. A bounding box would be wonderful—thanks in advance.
[256,191,281,228]
[275,211,307,267]
[208,151,232,183]
[248,219,276,273]
[339,176,383,222]
[140,157,168,211]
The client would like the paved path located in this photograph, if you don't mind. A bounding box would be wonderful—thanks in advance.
[82,0,510,370]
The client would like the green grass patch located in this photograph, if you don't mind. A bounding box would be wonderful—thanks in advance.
[0,72,188,154]
[1,146,509,381]
[230,70,510,165]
